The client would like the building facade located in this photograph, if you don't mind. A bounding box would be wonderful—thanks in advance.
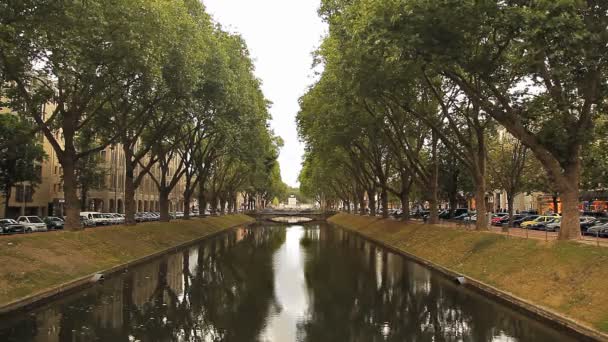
[0,106,187,218]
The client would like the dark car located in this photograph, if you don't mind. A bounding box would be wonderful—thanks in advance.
[512,215,539,227]
[585,222,608,237]
[0,219,26,234]
[44,216,64,230]
[530,218,559,231]
[495,214,527,227]
[580,217,601,233]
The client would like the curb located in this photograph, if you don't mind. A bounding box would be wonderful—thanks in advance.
[0,217,255,317]
[329,218,607,342]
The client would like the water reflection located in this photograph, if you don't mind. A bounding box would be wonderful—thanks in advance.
[0,224,577,342]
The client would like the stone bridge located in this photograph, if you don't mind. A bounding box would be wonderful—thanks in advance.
[248,210,336,223]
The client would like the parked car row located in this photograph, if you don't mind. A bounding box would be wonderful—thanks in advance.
[490,213,608,236]
[1,210,200,235]
[0,215,65,234]
[135,212,161,222]
[80,212,125,226]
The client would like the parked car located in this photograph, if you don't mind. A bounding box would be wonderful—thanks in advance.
[531,217,560,230]
[113,213,125,224]
[438,210,450,219]
[544,218,562,232]
[493,214,525,227]
[579,216,600,233]
[464,215,477,222]
[453,213,469,220]
[491,213,509,225]
[512,215,538,227]
[520,215,559,228]
[0,219,25,234]
[16,216,48,232]
[452,208,469,218]
[585,222,608,237]
[43,216,64,230]
[134,212,147,222]
[80,216,95,228]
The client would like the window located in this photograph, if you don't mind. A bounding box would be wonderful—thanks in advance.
[54,166,58,174]
[16,185,34,203]
[100,150,106,160]
[28,216,43,223]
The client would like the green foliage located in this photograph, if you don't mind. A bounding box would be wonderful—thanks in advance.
[0,114,46,204]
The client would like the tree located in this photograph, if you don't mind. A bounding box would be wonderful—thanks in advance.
[309,0,608,239]
[0,0,202,229]
[379,0,608,239]
[0,114,46,216]
[487,132,530,226]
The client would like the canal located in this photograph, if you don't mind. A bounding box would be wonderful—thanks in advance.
[0,223,578,341]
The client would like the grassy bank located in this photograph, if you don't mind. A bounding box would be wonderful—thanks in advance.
[0,214,254,307]
[329,213,608,334]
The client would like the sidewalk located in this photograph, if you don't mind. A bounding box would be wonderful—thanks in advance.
[436,219,608,247]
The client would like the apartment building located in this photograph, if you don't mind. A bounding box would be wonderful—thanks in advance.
[0,106,187,218]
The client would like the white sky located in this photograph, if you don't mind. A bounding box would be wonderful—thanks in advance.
[203,0,327,187]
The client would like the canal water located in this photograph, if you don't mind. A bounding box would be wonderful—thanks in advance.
[0,223,578,341]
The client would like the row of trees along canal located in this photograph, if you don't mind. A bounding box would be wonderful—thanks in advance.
[297,0,608,240]
[0,0,289,229]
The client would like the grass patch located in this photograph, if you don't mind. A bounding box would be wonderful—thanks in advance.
[329,213,608,334]
[0,214,254,307]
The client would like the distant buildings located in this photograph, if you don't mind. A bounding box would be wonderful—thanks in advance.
[287,195,298,208]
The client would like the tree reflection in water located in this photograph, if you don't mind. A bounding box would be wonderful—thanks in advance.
[0,224,578,342]
[0,227,285,342]
[297,226,576,342]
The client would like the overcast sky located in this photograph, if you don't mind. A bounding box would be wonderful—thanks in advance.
[203,0,327,187]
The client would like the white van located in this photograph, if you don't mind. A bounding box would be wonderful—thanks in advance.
[80,212,107,226]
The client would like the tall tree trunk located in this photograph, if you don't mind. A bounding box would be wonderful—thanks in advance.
[368,189,376,216]
[507,192,515,227]
[3,186,12,218]
[552,193,559,214]
[474,128,488,231]
[124,148,137,225]
[428,184,439,224]
[428,134,440,224]
[400,191,410,221]
[159,189,170,222]
[474,175,488,230]
[558,164,581,240]
[448,195,457,218]
[358,190,365,215]
[198,182,206,216]
[183,190,191,220]
[220,199,226,215]
[62,155,81,230]
[210,195,218,215]
[80,185,88,211]
[381,188,389,218]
